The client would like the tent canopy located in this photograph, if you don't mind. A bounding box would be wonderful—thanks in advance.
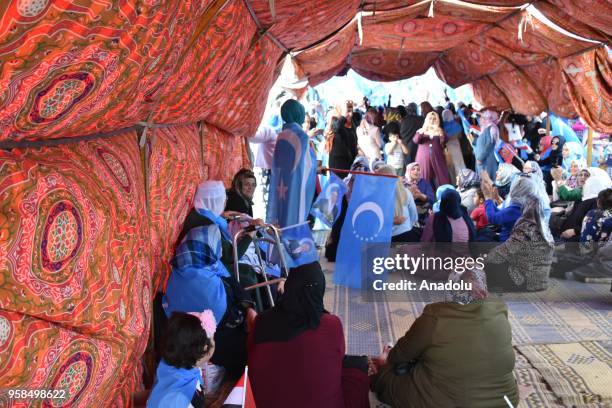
[0,0,610,145]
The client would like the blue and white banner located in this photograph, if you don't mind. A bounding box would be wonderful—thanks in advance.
[310,173,347,228]
[266,122,317,228]
[334,174,397,288]
[267,222,319,269]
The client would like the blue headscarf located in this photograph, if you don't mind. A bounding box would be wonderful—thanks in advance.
[281,99,306,125]
[147,360,202,408]
[163,225,230,323]
[562,141,584,171]
[433,184,456,212]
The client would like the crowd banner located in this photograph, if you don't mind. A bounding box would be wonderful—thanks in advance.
[334,174,396,289]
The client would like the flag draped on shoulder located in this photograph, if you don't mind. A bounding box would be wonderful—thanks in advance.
[310,173,347,228]
[266,122,317,228]
[334,174,397,289]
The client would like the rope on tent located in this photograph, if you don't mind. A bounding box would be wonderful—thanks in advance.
[243,0,290,54]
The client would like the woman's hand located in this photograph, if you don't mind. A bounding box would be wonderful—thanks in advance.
[561,229,576,239]
[551,167,564,182]
[393,215,406,225]
[276,278,286,295]
[480,173,494,200]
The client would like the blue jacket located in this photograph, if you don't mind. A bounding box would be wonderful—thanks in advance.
[475,127,499,180]
[484,200,521,242]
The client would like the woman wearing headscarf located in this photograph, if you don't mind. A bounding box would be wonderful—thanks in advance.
[370,270,518,408]
[226,169,257,217]
[267,99,317,227]
[580,188,612,255]
[248,262,370,408]
[433,189,476,243]
[456,169,481,213]
[400,103,424,165]
[485,194,554,292]
[562,141,584,172]
[328,116,358,179]
[552,167,590,202]
[481,172,535,242]
[474,110,500,181]
[442,109,466,182]
[163,224,253,377]
[413,112,451,187]
[404,162,435,224]
[325,157,371,262]
[521,160,551,223]
[494,163,521,200]
[536,135,565,194]
[377,165,419,242]
[357,107,383,164]
[559,168,612,241]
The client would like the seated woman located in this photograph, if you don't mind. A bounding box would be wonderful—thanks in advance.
[164,224,255,378]
[248,262,370,408]
[456,168,480,214]
[148,312,216,408]
[377,165,419,242]
[225,169,257,217]
[558,168,612,242]
[422,189,476,243]
[404,162,435,223]
[551,166,590,202]
[485,195,554,292]
[581,188,612,254]
[494,163,520,201]
[370,270,518,408]
[180,180,264,288]
[481,172,535,242]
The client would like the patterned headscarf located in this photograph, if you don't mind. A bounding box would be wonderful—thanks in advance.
[447,269,488,305]
[480,110,500,143]
[457,169,480,192]
[495,163,521,187]
[417,111,444,137]
[404,162,421,186]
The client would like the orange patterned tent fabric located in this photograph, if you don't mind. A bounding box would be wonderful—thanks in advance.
[1,1,611,406]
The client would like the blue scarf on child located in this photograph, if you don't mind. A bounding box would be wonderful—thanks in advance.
[147,360,202,408]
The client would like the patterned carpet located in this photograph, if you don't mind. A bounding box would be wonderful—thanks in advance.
[318,252,612,408]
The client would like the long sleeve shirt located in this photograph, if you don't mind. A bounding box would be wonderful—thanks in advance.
[484,199,521,242]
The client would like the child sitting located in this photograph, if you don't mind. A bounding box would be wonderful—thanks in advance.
[470,189,489,230]
[148,311,216,408]
[384,121,409,176]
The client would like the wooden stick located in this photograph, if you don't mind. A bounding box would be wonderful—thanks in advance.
[245,278,285,291]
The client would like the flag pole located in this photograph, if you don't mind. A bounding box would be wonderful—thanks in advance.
[321,167,399,179]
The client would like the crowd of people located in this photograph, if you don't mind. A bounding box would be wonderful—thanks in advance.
[146,95,611,408]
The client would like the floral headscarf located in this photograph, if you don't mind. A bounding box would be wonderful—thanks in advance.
[457,169,480,192]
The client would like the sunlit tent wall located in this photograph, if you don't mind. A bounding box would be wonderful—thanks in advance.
[0,0,610,405]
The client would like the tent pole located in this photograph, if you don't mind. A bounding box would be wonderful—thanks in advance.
[546,112,551,137]
[587,127,593,167]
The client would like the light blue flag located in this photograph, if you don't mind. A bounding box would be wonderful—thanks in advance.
[266,122,317,228]
[549,114,580,143]
[334,174,397,289]
[310,173,347,228]
[279,222,319,268]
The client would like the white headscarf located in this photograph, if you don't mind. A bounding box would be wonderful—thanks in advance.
[194,181,226,215]
[582,168,612,201]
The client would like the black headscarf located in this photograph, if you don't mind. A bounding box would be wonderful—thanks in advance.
[253,262,327,344]
[433,189,476,242]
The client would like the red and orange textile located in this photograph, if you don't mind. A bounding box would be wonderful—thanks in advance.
[0,1,611,406]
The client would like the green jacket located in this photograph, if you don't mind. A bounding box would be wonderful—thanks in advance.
[372,299,518,408]
[558,185,582,201]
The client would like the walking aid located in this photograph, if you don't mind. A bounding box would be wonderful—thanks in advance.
[230,217,289,308]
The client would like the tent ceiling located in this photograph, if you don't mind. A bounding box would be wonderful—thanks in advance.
[0,0,610,144]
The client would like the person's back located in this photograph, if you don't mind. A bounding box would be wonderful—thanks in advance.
[417,300,517,407]
[248,313,345,408]
[373,299,518,408]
